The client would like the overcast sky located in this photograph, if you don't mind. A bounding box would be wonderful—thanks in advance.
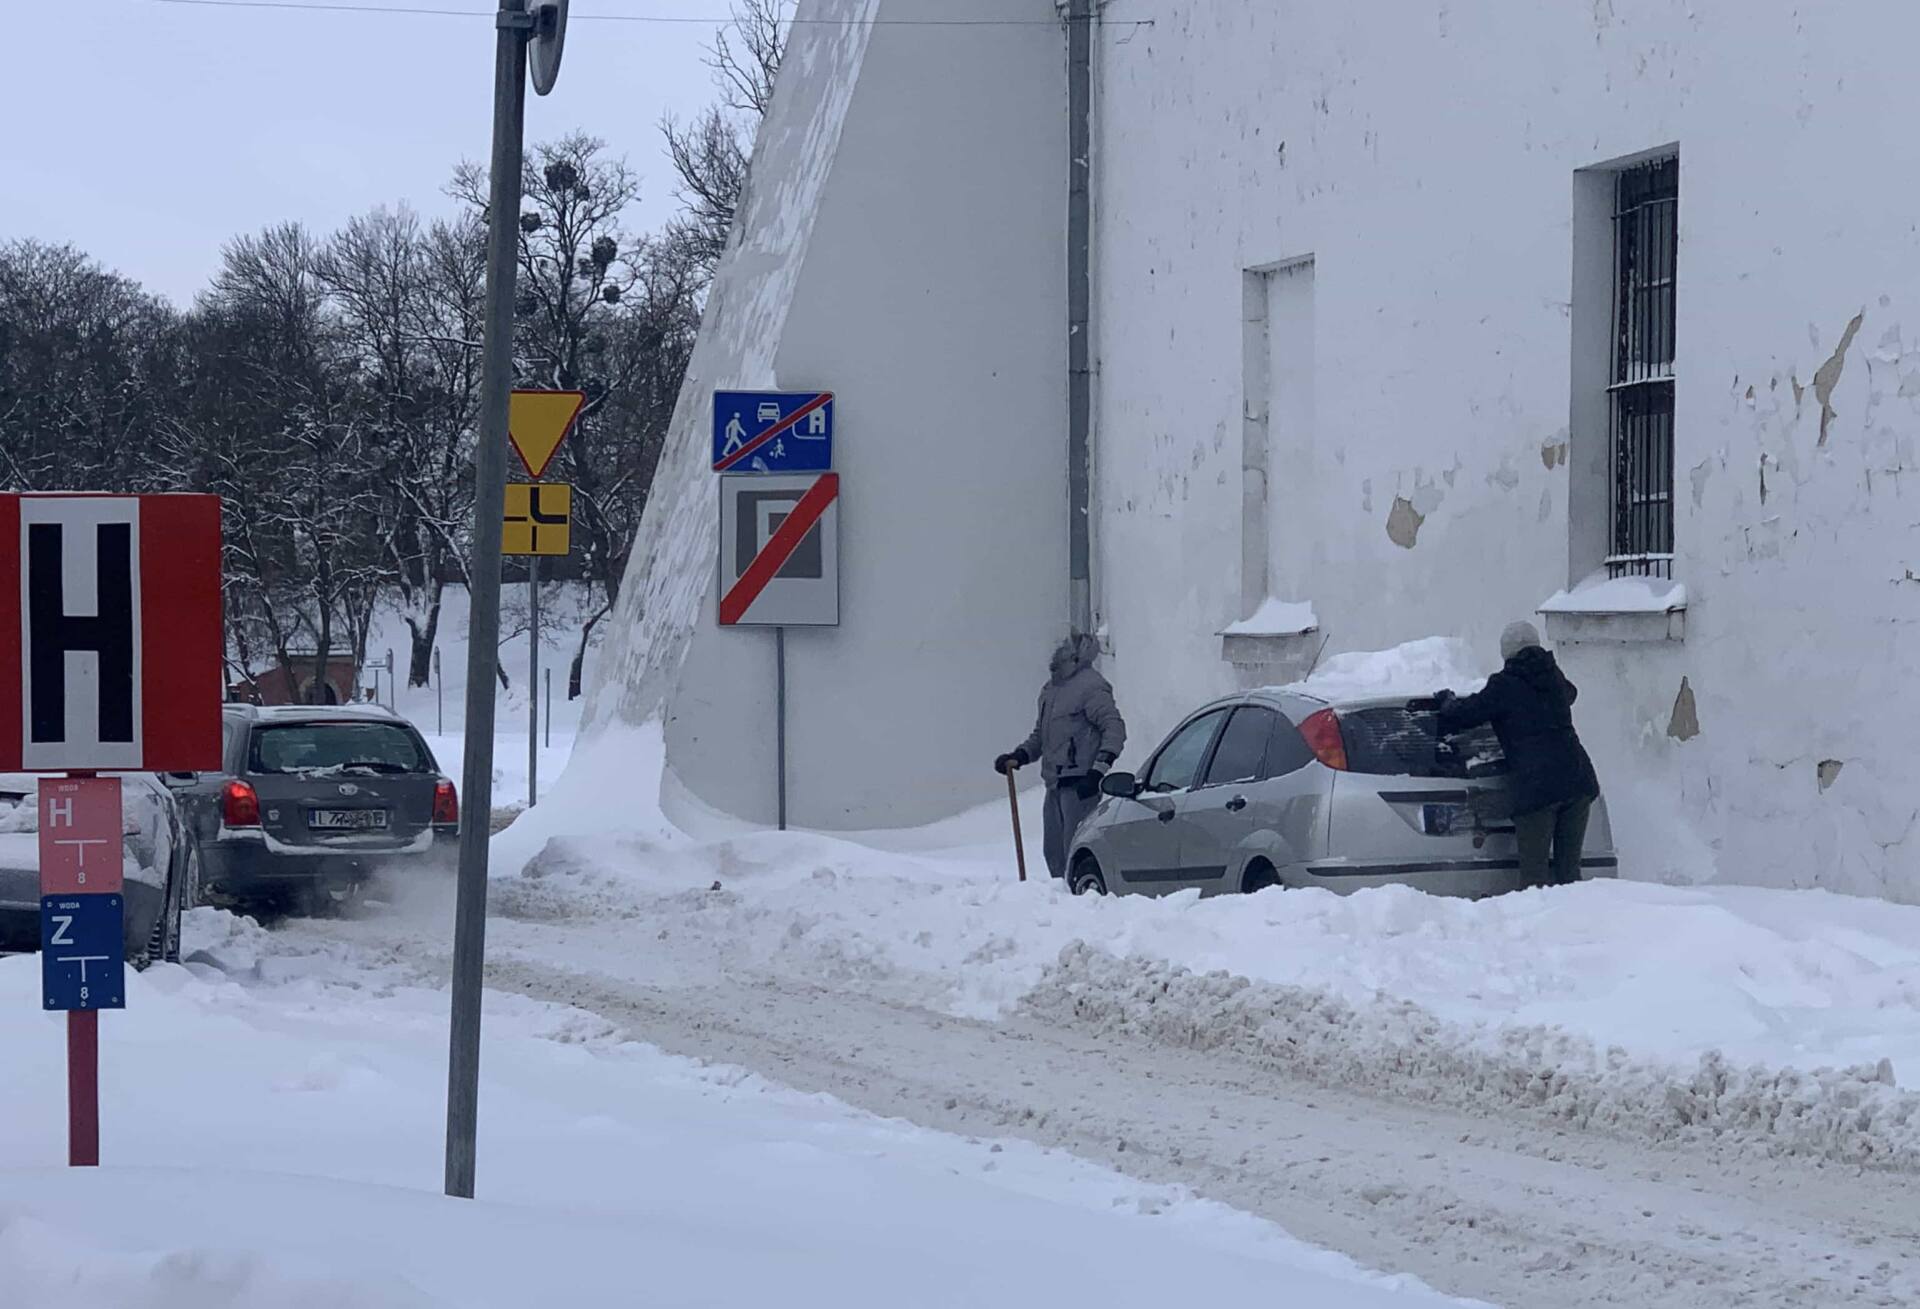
[9,0,735,304]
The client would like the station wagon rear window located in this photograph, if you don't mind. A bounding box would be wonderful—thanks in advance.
[249,723,431,776]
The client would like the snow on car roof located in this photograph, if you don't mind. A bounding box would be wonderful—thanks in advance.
[1257,636,1490,706]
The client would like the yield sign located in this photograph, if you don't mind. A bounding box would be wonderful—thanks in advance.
[508,390,587,479]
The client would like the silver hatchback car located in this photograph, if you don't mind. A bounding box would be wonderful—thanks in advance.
[1070,688,1616,898]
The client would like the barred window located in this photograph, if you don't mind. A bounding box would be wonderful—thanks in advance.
[1608,156,1678,578]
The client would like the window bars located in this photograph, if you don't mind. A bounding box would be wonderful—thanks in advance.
[1607,155,1678,579]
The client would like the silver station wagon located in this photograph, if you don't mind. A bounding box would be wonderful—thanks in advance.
[1070,688,1617,897]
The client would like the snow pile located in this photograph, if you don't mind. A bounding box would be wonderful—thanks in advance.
[1221,596,1319,635]
[1025,943,1920,1170]
[1273,636,1488,701]
[0,914,1476,1308]
[1539,570,1689,614]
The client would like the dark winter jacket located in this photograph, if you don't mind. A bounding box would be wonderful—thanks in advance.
[1017,635,1127,787]
[1436,646,1600,816]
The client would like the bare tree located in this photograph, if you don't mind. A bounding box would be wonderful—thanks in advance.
[316,206,484,685]
[660,0,790,278]
[451,135,701,694]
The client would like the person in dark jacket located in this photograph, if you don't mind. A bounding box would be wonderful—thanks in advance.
[995,633,1128,880]
[1433,621,1601,889]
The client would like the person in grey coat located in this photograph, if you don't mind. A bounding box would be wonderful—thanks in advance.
[995,633,1128,880]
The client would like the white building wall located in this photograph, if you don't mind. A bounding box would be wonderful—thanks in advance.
[1091,1,1920,899]
[587,0,1069,830]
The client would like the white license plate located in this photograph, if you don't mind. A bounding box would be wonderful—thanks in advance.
[309,809,389,831]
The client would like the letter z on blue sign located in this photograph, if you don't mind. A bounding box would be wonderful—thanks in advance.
[41,895,125,1010]
[712,391,833,473]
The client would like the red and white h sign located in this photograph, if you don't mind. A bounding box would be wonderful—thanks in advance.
[37,778,124,897]
[0,494,223,773]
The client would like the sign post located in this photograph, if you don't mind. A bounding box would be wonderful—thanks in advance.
[1,492,222,1169]
[713,388,840,829]
[502,389,584,812]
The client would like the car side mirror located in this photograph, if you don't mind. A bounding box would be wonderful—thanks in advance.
[1099,771,1140,799]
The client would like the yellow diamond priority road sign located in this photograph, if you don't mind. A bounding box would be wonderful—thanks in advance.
[503,483,571,557]
[507,389,586,480]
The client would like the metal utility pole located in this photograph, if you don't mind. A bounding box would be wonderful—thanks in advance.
[527,557,539,807]
[446,0,568,1202]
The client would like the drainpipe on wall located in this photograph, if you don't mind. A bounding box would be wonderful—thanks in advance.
[1066,0,1093,635]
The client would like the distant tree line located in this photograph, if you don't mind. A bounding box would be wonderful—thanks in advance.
[0,2,787,703]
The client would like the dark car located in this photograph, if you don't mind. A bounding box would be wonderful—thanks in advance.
[0,771,196,966]
[165,705,458,913]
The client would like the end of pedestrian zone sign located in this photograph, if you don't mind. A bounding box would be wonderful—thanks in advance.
[713,391,834,474]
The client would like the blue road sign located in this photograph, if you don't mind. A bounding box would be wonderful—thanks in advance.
[41,895,125,1011]
[713,391,833,473]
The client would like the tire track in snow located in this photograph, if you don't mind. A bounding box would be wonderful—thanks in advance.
[297,909,1920,1309]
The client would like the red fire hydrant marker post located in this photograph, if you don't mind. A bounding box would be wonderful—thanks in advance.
[38,775,124,1168]
[1,493,224,1171]
[67,1010,99,1167]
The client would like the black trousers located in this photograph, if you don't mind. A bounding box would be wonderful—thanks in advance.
[1514,796,1592,888]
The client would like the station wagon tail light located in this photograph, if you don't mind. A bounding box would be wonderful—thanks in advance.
[1300,709,1350,772]
[433,779,459,826]
[222,780,261,828]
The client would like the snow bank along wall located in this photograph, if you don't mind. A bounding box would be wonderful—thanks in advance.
[584,0,1068,828]
[1090,2,1920,899]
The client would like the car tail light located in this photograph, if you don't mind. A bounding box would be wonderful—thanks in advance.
[1300,709,1350,772]
[433,779,459,827]
[222,780,261,828]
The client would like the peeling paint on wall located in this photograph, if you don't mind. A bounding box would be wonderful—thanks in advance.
[1814,310,1865,446]
[1668,677,1700,742]
[1386,496,1424,549]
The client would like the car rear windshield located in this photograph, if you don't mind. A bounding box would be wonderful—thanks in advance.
[249,722,431,776]
[1338,706,1505,779]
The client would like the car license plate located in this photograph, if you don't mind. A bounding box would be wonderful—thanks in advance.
[309,809,388,831]
[1422,803,1467,836]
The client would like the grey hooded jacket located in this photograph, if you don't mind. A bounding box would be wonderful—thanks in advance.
[1017,635,1127,786]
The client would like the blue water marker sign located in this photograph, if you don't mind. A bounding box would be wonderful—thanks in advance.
[41,895,125,1011]
[712,391,833,473]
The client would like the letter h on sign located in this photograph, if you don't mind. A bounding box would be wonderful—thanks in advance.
[29,519,137,754]
[5,498,151,772]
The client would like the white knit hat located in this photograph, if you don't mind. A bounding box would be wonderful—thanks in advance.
[1500,621,1543,662]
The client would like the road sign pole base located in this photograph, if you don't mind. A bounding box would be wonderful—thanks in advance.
[68,1009,98,1167]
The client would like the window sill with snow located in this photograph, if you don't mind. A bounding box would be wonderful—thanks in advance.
[1220,599,1324,680]
[1538,572,1688,645]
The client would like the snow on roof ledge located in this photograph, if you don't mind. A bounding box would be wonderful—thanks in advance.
[1538,571,1688,616]
[1219,597,1319,637]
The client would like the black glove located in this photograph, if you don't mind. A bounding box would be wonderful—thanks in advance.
[994,749,1030,776]
[1071,773,1102,801]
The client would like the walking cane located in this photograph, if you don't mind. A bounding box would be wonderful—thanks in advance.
[1005,765,1028,882]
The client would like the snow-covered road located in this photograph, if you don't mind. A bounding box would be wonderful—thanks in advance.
[263,843,1920,1308]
